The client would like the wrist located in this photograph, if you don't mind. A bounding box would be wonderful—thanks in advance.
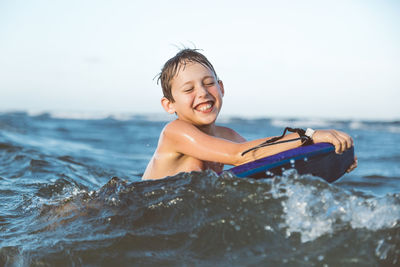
[299,128,314,146]
[305,128,315,140]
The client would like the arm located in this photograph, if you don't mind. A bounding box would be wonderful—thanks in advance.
[162,120,305,166]
[163,120,355,166]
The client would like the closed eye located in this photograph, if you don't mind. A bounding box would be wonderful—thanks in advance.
[204,80,215,86]
[184,88,194,93]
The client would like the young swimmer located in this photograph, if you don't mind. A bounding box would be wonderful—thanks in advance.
[142,49,357,180]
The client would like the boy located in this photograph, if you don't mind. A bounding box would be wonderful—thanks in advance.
[142,49,357,180]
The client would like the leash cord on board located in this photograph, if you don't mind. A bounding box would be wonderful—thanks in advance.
[241,127,313,156]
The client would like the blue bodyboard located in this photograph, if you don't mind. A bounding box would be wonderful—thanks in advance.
[226,143,354,183]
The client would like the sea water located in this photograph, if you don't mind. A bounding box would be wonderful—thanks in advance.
[0,111,399,266]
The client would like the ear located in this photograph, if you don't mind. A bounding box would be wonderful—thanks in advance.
[218,80,225,97]
[161,97,176,114]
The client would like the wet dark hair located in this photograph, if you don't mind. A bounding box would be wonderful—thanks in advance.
[157,48,218,102]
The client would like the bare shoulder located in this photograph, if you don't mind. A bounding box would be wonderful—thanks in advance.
[164,119,194,129]
[159,120,204,150]
[162,119,197,137]
[216,126,246,143]
[162,121,246,144]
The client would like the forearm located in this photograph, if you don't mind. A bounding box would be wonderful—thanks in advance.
[233,128,356,165]
[233,133,302,166]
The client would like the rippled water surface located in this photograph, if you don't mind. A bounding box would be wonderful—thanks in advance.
[1,111,399,266]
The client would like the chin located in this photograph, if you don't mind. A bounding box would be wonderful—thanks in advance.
[197,114,219,125]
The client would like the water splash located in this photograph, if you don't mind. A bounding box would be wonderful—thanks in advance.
[270,171,400,243]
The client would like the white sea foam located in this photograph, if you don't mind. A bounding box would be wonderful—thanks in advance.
[271,118,334,128]
[2,131,93,152]
[5,109,400,134]
[348,120,364,130]
[387,125,400,133]
[24,110,173,122]
[271,173,400,243]
[271,117,400,133]
[349,120,400,133]
[49,111,131,120]
[26,109,114,120]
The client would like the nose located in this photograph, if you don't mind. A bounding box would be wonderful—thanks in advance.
[197,84,209,98]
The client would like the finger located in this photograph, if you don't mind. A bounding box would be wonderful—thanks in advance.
[347,162,356,171]
[346,163,354,172]
[346,162,356,172]
[334,130,351,151]
[330,130,346,153]
[349,135,354,147]
[332,136,343,154]
[346,157,358,173]
[338,135,350,153]
[336,131,353,149]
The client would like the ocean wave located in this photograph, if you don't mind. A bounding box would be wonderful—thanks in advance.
[2,111,399,131]
[270,117,400,133]
[26,110,173,122]
[5,171,398,266]
[0,110,172,122]
[270,118,336,128]
[273,171,400,243]
[349,120,400,133]
[1,110,400,266]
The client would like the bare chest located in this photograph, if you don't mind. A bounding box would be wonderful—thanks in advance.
[180,156,224,174]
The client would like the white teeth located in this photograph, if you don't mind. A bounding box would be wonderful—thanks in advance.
[198,103,212,111]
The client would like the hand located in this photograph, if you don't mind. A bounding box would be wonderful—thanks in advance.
[312,129,354,154]
[346,156,358,173]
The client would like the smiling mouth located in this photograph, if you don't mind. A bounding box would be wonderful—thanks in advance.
[194,101,214,112]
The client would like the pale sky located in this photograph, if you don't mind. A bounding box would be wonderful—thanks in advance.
[1,0,399,120]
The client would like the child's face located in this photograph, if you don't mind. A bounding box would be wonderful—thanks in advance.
[162,61,224,127]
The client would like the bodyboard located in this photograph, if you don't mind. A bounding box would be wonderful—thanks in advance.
[226,143,354,183]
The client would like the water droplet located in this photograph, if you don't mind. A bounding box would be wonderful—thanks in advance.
[264,225,273,231]
[290,159,295,166]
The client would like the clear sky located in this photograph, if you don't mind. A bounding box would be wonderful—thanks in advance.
[1,0,399,120]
